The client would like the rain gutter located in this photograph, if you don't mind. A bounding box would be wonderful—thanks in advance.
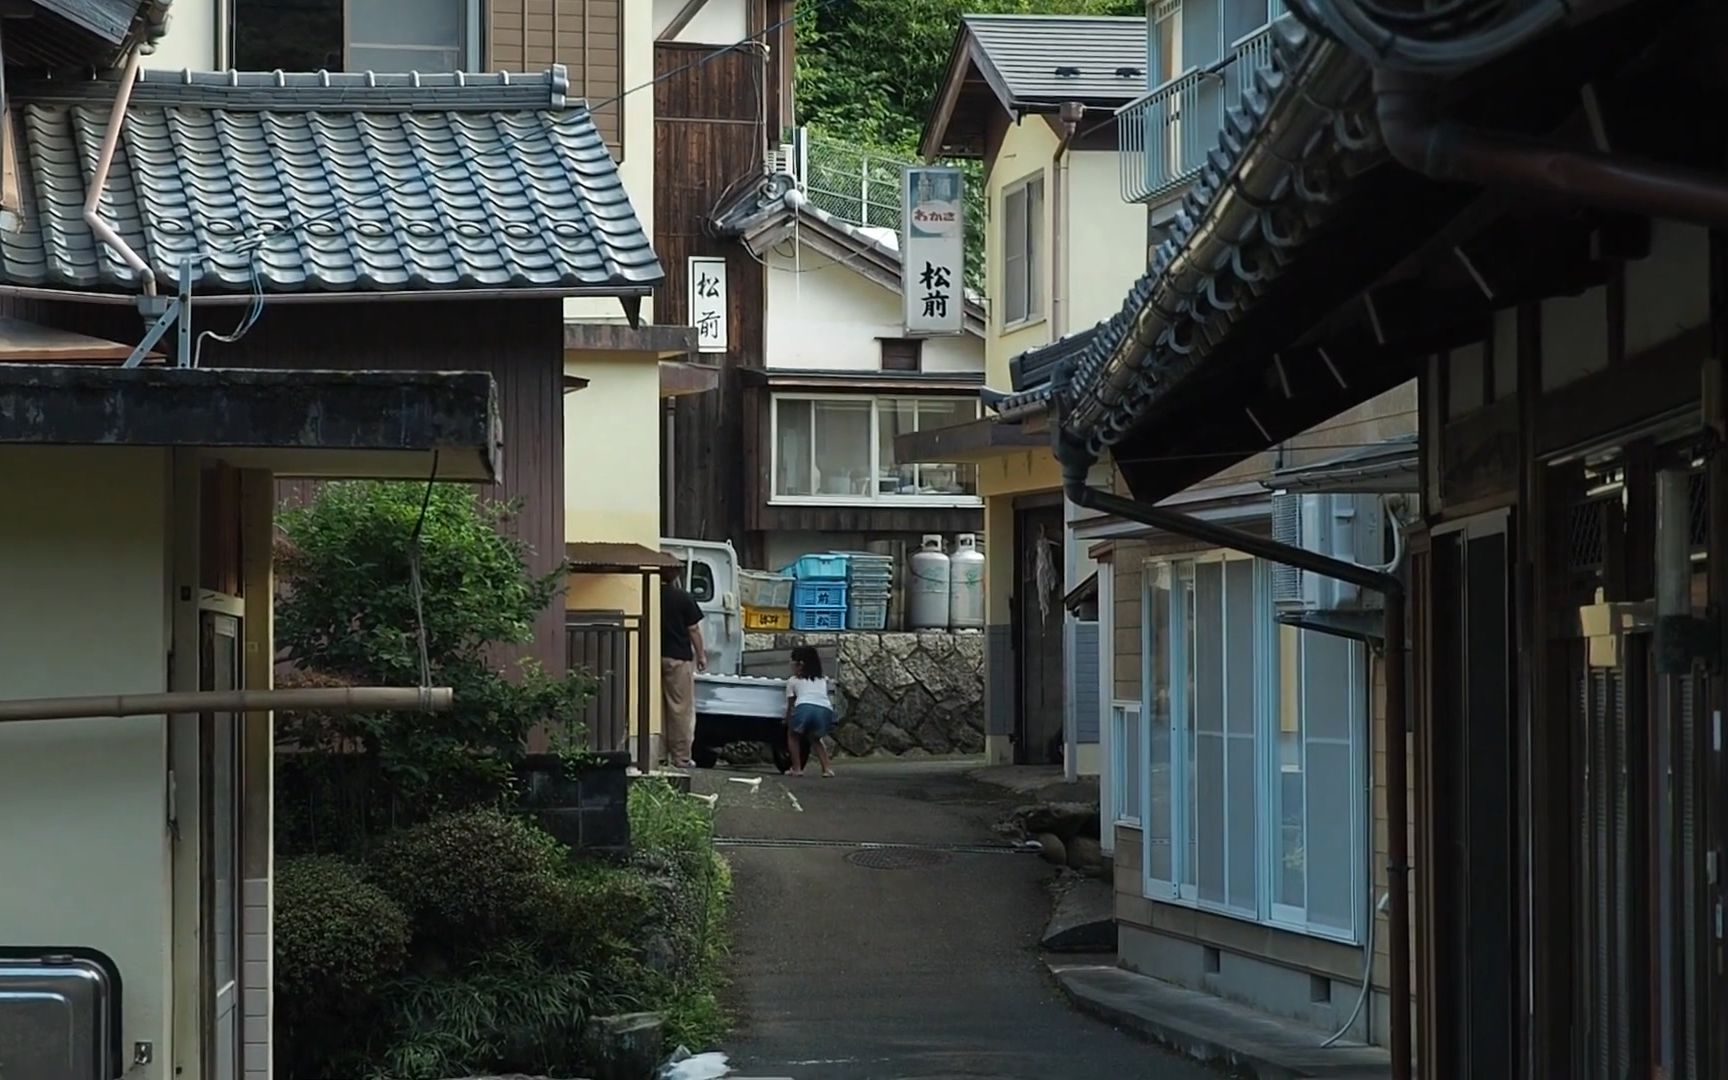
[0,686,454,724]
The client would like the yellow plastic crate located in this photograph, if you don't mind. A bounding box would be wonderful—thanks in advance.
[743,606,792,632]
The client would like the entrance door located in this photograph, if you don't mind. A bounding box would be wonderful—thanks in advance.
[201,611,242,1080]
[1429,514,1517,1078]
[1014,503,1065,764]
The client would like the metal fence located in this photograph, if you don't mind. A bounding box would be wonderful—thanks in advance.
[803,136,913,233]
[565,611,642,753]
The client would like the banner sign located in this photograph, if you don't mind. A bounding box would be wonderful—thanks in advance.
[902,166,965,337]
[688,256,728,353]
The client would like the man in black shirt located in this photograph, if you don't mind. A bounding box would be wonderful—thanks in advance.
[660,566,707,769]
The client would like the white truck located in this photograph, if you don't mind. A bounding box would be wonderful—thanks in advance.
[661,537,814,771]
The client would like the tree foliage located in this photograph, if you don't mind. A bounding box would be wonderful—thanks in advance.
[276,482,587,811]
[795,0,1144,153]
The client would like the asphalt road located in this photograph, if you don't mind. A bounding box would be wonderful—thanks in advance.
[695,759,1219,1080]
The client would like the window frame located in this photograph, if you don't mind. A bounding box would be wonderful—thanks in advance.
[344,0,480,71]
[1138,550,1367,944]
[767,392,984,508]
[1000,172,1046,330]
[1111,700,1143,827]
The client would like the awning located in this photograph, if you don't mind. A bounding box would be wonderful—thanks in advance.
[742,368,985,394]
[565,322,697,360]
[894,416,1050,465]
[0,364,501,481]
[1076,480,1271,553]
[661,361,720,399]
[1265,434,1419,495]
[0,317,160,364]
[1063,572,1098,614]
[565,541,683,575]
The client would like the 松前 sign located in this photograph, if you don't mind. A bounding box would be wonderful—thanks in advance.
[688,256,728,353]
[901,166,964,337]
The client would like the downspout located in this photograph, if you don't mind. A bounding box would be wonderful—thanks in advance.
[84,48,156,296]
[1053,101,1084,782]
[1060,447,1413,1080]
[1375,69,1728,228]
[1052,101,1084,338]
[0,686,453,724]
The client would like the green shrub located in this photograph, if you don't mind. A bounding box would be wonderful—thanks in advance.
[368,808,569,944]
[275,855,411,1001]
[370,941,595,1080]
[629,778,715,872]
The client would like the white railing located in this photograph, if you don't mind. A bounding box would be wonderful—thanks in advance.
[803,135,912,233]
[1117,18,1285,204]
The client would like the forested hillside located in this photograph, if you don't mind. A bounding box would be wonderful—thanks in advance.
[795,0,1142,153]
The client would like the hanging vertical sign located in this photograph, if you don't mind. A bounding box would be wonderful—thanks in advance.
[688,256,728,353]
[902,166,965,337]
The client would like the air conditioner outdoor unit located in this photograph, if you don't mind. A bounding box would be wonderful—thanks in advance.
[1269,492,1385,613]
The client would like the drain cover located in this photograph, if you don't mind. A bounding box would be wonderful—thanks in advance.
[844,846,952,870]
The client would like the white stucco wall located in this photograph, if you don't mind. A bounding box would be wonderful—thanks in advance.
[1063,149,1149,330]
[147,0,220,69]
[764,245,983,372]
[0,446,173,1080]
[652,0,750,44]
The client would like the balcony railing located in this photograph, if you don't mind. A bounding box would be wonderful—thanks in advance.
[1118,18,1285,204]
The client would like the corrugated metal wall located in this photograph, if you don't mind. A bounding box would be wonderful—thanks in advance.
[1073,619,1100,743]
[986,624,1015,737]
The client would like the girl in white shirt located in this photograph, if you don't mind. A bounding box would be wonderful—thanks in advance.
[784,645,837,777]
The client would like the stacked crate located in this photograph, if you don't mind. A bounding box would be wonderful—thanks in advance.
[739,569,794,631]
[843,552,894,630]
[786,553,849,631]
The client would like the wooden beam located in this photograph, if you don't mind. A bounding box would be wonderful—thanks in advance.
[656,0,712,42]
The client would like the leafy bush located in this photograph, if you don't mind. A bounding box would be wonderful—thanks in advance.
[275,482,591,817]
[275,855,411,1001]
[629,778,716,874]
[368,808,569,944]
[369,941,595,1080]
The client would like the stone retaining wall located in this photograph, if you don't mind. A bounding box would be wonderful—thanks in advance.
[742,630,985,757]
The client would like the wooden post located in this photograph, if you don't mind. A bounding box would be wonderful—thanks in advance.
[638,571,653,773]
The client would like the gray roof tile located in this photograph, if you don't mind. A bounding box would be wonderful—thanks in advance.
[963,15,1148,105]
[3,65,660,295]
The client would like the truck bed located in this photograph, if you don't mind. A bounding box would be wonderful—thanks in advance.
[694,671,787,720]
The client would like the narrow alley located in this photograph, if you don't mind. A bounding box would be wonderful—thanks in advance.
[699,761,1217,1080]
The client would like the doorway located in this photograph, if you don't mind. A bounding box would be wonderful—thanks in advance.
[201,609,243,1080]
[1014,501,1065,764]
[1428,512,1517,1078]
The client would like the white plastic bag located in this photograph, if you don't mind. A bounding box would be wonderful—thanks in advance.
[657,1045,732,1080]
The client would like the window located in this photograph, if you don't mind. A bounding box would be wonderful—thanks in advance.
[771,395,980,504]
[686,561,715,603]
[1150,0,1182,84]
[1111,702,1143,825]
[234,0,476,73]
[881,338,923,372]
[1140,553,1366,941]
[1002,176,1044,327]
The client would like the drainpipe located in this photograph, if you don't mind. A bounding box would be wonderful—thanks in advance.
[1052,101,1084,782]
[0,686,453,724]
[1051,101,1085,339]
[84,48,157,296]
[1060,447,1412,1080]
[1375,68,1728,228]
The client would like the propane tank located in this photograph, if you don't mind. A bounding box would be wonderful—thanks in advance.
[948,533,986,629]
[908,534,952,630]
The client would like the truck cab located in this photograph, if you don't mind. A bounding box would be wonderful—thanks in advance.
[660,537,742,676]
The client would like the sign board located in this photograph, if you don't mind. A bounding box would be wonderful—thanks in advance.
[688,256,728,353]
[901,166,965,337]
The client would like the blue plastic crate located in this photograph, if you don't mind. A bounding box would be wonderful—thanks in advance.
[792,607,847,632]
[847,601,889,631]
[785,553,850,580]
[792,581,848,609]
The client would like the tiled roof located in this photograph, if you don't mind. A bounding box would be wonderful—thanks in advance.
[2,66,661,296]
[962,15,1148,105]
[1009,324,1103,391]
[1060,20,1379,455]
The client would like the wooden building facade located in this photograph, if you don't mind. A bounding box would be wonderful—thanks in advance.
[1046,1,1728,1074]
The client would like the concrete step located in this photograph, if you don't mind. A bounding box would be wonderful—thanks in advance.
[1048,961,1393,1080]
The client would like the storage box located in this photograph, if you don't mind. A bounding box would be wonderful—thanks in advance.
[847,601,889,631]
[744,605,792,631]
[785,553,850,581]
[792,581,848,609]
[792,607,847,631]
[739,569,794,610]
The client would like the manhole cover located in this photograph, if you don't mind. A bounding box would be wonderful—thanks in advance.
[844,846,952,870]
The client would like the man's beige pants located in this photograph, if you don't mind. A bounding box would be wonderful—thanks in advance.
[661,657,696,764]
